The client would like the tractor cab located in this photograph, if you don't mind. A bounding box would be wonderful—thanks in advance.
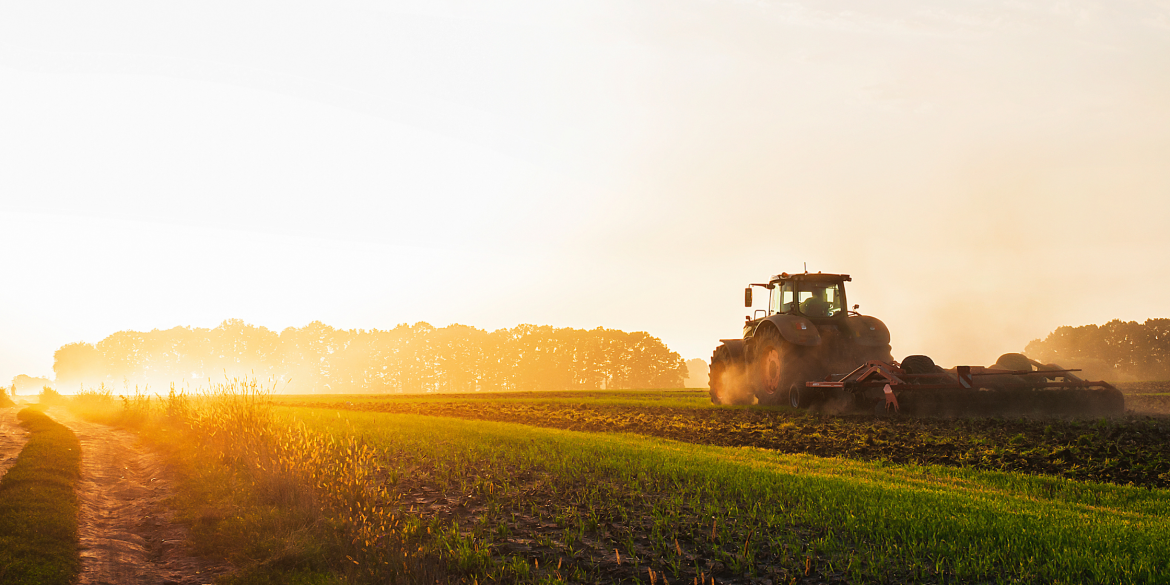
[747,272,851,320]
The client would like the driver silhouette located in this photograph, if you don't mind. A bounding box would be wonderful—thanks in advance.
[800,294,830,317]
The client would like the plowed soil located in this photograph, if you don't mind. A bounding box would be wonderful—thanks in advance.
[53,411,232,585]
[295,383,1170,488]
[0,407,29,478]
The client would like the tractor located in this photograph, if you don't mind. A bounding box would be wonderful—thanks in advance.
[709,271,1123,415]
[708,271,891,407]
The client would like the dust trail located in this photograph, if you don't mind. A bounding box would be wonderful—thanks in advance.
[1117,382,1170,415]
[713,362,756,404]
[51,410,232,585]
[0,407,29,478]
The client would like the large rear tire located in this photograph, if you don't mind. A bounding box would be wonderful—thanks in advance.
[709,342,751,405]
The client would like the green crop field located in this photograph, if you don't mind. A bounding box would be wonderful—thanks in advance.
[283,385,1170,489]
[273,389,716,410]
[66,382,1170,584]
[285,406,1170,584]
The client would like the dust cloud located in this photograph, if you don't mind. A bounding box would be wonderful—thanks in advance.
[710,362,749,404]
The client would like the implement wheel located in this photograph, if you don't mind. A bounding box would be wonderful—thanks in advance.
[901,354,938,375]
[994,353,1033,371]
[787,382,812,409]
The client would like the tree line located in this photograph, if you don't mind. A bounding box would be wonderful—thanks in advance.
[1025,318,1170,381]
[11,374,52,395]
[52,319,687,393]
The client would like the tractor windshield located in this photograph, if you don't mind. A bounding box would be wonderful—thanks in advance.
[796,281,844,318]
[771,282,795,314]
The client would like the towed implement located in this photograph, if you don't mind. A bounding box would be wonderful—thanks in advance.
[709,271,1124,416]
[808,353,1123,416]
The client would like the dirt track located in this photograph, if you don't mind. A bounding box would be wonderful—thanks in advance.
[0,407,30,477]
[53,411,232,585]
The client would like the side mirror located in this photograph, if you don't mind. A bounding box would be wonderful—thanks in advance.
[744,287,753,307]
[853,304,860,310]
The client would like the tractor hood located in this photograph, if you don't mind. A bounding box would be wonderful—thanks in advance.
[761,314,821,347]
[845,315,891,347]
[746,314,890,349]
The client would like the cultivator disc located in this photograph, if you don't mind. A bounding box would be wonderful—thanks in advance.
[808,353,1125,417]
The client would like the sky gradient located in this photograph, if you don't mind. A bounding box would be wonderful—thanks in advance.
[2,0,1168,384]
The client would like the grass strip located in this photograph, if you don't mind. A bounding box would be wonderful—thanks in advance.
[289,407,1170,584]
[66,386,457,585]
[68,392,348,585]
[0,408,81,585]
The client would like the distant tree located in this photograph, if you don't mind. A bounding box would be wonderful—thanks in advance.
[53,342,105,390]
[50,319,689,393]
[684,358,709,388]
[12,375,53,395]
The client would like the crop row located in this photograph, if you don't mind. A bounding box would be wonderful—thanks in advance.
[289,395,1170,488]
[289,407,1170,584]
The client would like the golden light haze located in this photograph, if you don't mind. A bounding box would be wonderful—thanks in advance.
[1,1,1168,384]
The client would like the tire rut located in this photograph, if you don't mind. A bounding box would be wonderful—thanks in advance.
[0,407,30,478]
[52,411,232,585]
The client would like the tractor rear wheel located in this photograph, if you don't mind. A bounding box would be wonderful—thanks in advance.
[709,342,752,405]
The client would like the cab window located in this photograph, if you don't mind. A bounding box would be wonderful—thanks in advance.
[797,282,844,317]
[771,282,795,313]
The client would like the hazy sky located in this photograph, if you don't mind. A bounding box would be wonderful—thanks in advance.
[2,0,1168,383]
